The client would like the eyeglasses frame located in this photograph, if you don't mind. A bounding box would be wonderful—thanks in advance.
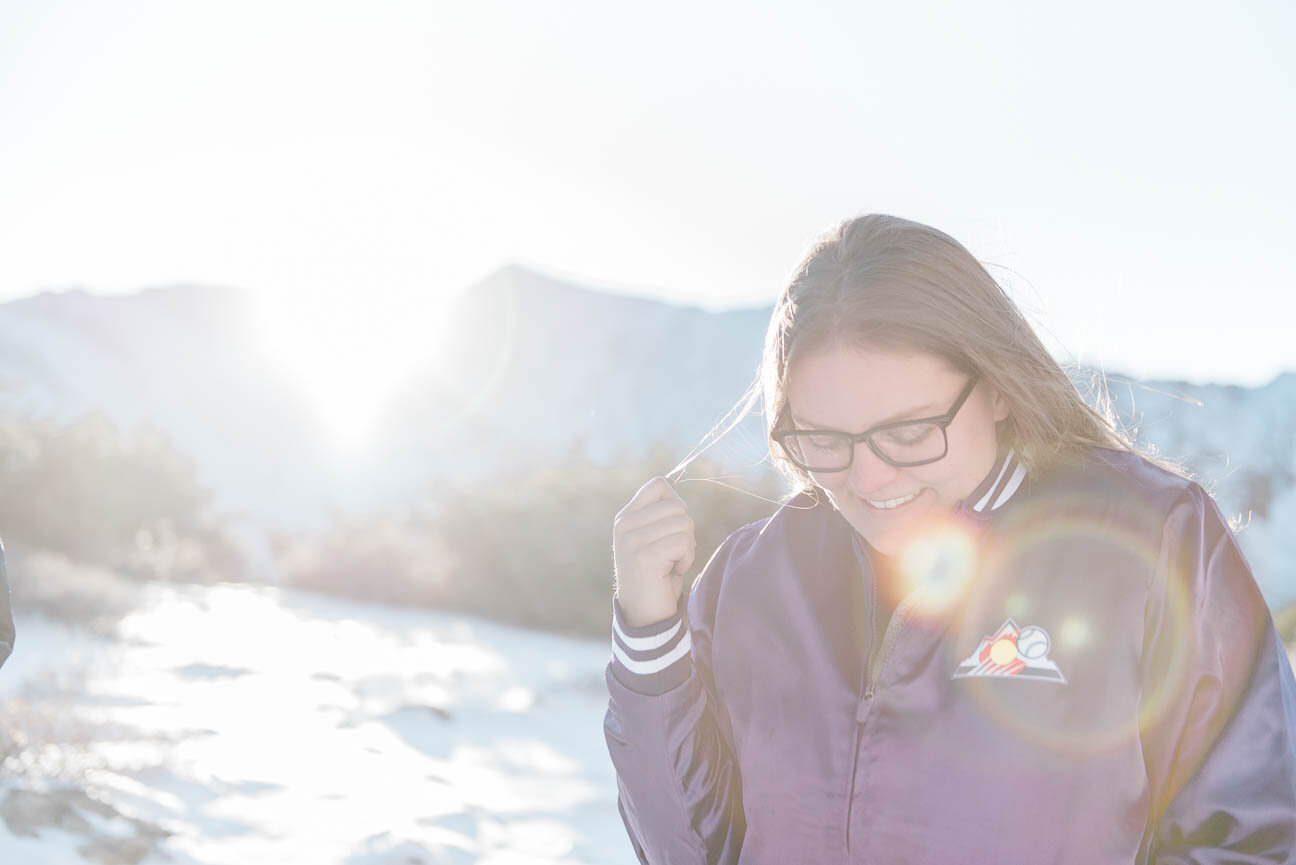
[772,374,982,473]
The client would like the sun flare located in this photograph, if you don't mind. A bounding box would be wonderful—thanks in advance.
[252,290,446,449]
[895,521,979,618]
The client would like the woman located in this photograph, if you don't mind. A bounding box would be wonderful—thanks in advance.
[604,214,1296,864]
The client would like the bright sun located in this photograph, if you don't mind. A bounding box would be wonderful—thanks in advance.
[252,289,445,449]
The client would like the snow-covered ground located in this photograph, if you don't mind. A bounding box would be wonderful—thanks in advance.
[0,584,631,865]
[3,582,1295,865]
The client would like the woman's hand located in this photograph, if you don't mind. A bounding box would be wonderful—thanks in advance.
[613,476,697,628]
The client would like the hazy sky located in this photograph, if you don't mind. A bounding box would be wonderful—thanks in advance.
[1,0,1292,386]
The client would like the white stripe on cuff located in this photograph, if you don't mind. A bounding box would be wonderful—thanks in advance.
[612,630,693,676]
[613,613,683,652]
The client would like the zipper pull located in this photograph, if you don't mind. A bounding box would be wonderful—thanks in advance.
[855,693,873,723]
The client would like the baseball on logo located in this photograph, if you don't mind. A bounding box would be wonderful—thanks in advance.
[1016,626,1050,660]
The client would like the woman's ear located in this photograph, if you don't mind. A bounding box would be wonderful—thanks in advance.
[989,385,1011,423]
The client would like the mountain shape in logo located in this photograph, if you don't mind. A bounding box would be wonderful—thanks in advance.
[951,618,1067,684]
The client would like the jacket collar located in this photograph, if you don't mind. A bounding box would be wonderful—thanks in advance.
[779,446,1029,547]
[960,446,1027,516]
[843,445,1028,568]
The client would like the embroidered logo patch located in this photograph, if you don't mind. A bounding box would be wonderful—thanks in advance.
[951,618,1067,684]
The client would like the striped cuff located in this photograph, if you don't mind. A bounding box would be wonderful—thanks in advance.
[610,594,693,696]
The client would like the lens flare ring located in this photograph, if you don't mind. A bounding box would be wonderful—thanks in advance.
[946,508,1193,759]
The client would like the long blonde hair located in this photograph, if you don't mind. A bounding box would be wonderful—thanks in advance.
[669,213,1184,497]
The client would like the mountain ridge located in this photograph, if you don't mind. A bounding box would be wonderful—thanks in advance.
[1,266,1294,606]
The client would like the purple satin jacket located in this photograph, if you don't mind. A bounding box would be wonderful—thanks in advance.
[604,446,1296,864]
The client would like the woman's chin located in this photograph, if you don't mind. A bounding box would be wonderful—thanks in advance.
[842,491,951,555]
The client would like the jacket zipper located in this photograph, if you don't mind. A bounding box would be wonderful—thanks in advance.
[843,590,918,857]
[865,596,915,699]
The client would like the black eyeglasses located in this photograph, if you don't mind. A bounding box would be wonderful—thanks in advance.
[773,375,980,472]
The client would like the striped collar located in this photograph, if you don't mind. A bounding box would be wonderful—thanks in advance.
[961,447,1027,515]
[845,447,1027,562]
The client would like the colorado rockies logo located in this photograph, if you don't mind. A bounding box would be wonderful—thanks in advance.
[951,618,1067,684]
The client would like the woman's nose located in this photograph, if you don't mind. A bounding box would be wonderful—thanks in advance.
[847,441,900,496]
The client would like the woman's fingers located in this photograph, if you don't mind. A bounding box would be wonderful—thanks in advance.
[620,513,694,550]
[613,476,698,628]
[668,535,697,577]
[637,531,694,588]
[620,475,679,515]
[614,496,687,535]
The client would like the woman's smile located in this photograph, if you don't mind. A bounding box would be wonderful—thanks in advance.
[862,488,925,510]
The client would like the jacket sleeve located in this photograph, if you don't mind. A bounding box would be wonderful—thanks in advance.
[603,528,748,865]
[1139,482,1296,862]
[0,539,15,669]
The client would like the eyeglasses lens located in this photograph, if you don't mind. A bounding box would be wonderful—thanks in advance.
[783,422,946,471]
